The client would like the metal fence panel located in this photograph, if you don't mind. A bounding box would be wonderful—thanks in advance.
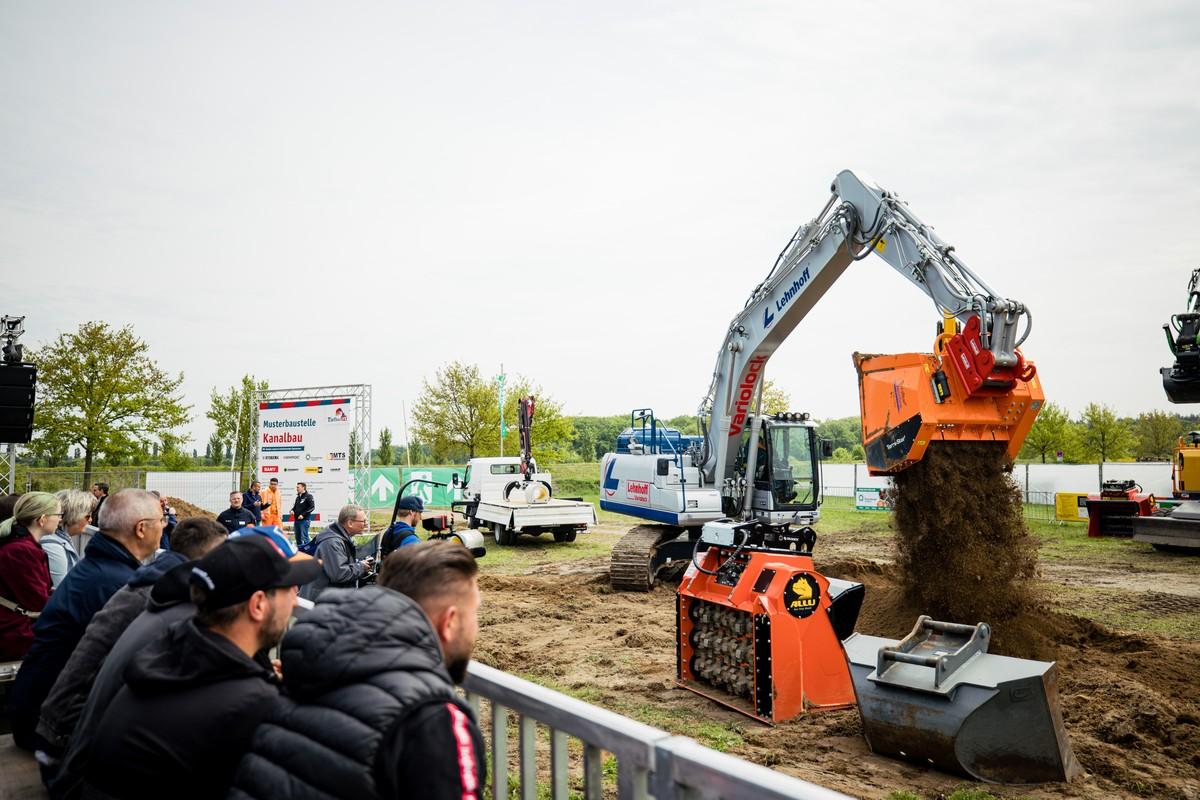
[463,661,852,800]
[145,472,241,513]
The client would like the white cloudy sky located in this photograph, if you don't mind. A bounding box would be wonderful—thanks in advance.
[4,1,1199,448]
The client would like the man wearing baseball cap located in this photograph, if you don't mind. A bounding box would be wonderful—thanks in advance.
[380,495,424,559]
[81,535,320,799]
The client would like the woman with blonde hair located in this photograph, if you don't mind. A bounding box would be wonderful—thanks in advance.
[43,490,94,588]
[0,492,59,660]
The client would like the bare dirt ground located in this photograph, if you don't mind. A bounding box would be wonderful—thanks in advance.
[473,518,1200,800]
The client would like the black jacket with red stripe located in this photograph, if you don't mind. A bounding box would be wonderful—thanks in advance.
[228,587,485,800]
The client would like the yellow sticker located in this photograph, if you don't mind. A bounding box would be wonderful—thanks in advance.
[875,238,887,253]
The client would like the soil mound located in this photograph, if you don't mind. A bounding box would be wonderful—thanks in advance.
[164,497,216,521]
[891,441,1044,656]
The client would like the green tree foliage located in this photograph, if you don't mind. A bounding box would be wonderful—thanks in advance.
[815,416,861,451]
[830,446,854,463]
[160,433,192,471]
[664,415,700,436]
[761,380,791,415]
[377,427,394,465]
[207,375,268,479]
[569,416,627,461]
[412,362,574,462]
[31,322,190,485]
[206,432,225,466]
[412,362,499,461]
[1134,410,1186,460]
[1020,401,1073,463]
[1077,403,1134,462]
[497,381,575,463]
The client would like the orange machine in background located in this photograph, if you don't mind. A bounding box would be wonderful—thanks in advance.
[677,547,864,723]
[855,320,1044,475]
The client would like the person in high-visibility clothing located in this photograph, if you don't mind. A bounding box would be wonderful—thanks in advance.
[260,477,283,528]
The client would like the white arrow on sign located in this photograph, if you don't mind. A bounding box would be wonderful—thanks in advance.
[371,473,395,502]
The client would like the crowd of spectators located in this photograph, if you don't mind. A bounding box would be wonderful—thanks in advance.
[0,485,483,799]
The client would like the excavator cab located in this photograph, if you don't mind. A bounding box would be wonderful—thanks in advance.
[729,415,825,521]
[1161,270,1200,403]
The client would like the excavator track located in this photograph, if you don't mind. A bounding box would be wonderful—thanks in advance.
[610,524,683,592]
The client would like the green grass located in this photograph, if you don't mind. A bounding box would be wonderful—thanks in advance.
[888,789,1030,800]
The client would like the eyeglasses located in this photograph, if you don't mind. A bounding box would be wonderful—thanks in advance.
[136,516,168,526]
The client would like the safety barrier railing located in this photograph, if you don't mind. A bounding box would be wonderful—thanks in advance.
[462,660,852,800]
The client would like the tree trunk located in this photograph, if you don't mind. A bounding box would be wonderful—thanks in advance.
[83,443,94,488]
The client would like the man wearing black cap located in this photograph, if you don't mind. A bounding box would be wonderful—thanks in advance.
[81,536,320,799]
[380,495,424,559]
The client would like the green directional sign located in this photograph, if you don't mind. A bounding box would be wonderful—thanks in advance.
[354,467,463,508]
[399,468,463,508]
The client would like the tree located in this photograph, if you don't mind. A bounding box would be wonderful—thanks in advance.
[761,380,790,415]
[1134,411,1185,460]
[495,381,575,462]
[160,433,192,471]
[377,427,394,465]
[207,375,268,479]
[1077,403,1134,463]
[30,322,190,485]
[412,362,498,461]
[412,362,576,462]
[1020,402,1072,463]
[205,432,225,466]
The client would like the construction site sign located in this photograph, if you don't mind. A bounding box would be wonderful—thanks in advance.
[854,487,892,511]
[258,397,353,525]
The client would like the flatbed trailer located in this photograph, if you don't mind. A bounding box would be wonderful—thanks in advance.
[464,495,596,545]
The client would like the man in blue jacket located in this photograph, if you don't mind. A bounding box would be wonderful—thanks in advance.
[380,496,424,559]
[242,481,264,525]
[8,489,165,753]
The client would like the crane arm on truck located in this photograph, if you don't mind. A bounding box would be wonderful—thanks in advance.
[697,170,1035,501]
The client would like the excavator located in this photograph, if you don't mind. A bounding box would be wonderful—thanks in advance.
[601,170,1077,783]
[1131,268,1200,552]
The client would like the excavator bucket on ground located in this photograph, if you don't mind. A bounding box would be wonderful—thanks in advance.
[854,347,1043,476]
[844,617,1080,784]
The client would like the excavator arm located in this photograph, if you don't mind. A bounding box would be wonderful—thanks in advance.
[699,169,1037,489]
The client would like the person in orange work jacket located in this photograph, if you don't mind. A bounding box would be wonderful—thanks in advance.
[260,478,283,528]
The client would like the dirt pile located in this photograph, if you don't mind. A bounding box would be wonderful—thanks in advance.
[164,497,216,521]
[891,442,1044,655]
[476,556,1200,798]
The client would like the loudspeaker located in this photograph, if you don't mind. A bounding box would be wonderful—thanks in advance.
[0,363,36,444]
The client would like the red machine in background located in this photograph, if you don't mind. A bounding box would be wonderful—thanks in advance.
[1084,480,1157,537]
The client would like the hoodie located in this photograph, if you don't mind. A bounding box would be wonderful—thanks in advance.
[37,551,189,754]
[51,558,197,800]
[83,617,278,800]
[230,587,484,800]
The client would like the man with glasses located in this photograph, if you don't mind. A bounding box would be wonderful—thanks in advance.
[299,505,373,601]
[8,489,165,754]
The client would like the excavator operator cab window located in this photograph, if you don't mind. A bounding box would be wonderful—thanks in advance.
[759,424,817,510]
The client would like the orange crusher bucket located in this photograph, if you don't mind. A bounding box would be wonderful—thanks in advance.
[854,332,1044,476]
[677,549,864,723]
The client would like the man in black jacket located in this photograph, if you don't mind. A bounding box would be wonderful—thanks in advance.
[217,491,257,534]
[231,541,485,800]
[291,482,315,546]
[37,518,227,783]
[81,534,320,799]
[298,504,372,601]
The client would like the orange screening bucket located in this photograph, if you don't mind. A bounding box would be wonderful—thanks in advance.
[853,351,1044,476]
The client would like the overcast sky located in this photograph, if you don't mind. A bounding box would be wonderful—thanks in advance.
[4,1,1199,449]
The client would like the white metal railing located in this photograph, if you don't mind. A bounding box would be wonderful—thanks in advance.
[463,661,852,800]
